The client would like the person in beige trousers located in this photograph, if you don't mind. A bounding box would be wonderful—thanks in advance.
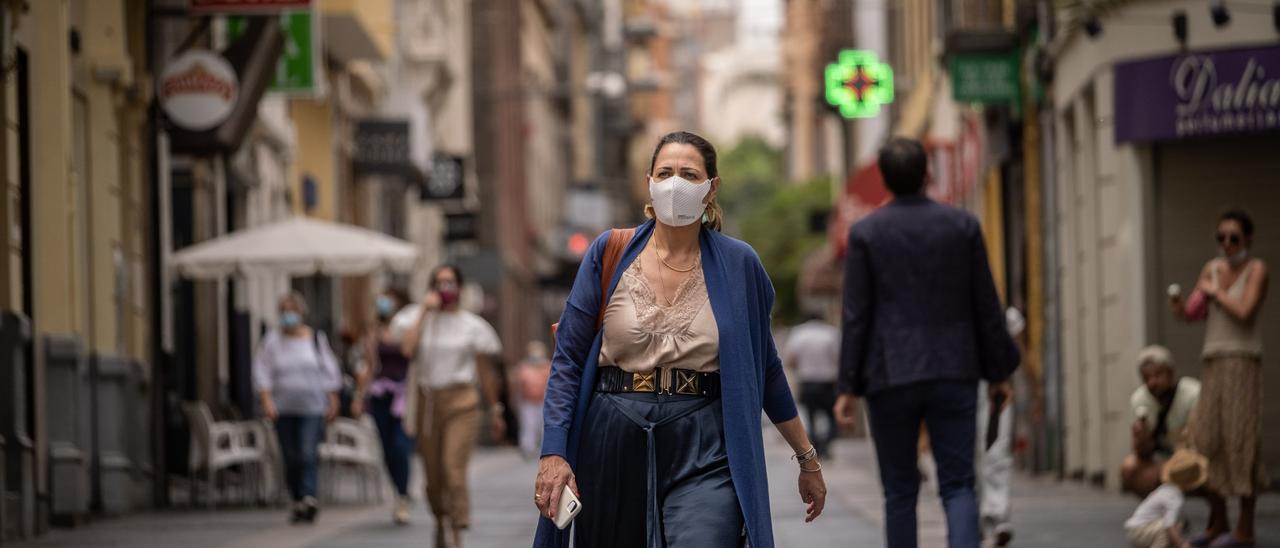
[396,265,506,548]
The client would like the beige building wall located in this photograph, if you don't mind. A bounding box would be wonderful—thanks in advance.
[80,0,128,356]
[523,0,565,269]
[1,0,156,521]
[290,99,338,220]
[27,0,78,339]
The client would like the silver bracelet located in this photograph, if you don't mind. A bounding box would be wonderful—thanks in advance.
[800,461,823,473]
[793,446,818,464]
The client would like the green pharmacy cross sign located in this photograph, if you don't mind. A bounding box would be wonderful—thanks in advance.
[825,50,895,119]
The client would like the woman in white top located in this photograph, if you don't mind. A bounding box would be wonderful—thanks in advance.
[396,265,504,548]
[252,291,342,524]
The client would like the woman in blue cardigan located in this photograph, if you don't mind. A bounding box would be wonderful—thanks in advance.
[532,131,827,548]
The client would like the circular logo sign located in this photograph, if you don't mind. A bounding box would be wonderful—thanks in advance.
[159,50,239,131]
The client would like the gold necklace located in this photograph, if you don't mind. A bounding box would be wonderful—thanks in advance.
[652,248,675,307]
[655,234,698,273]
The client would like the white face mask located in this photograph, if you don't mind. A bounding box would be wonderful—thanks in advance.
[1227,248,1249,266]
[649,175,711,227]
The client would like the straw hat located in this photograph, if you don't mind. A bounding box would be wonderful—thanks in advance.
[1161,449,1209,491]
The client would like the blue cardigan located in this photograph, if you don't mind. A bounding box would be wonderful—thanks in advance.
[534,220,799,548]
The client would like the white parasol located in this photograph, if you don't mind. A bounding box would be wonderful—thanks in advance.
[171,216,419,279]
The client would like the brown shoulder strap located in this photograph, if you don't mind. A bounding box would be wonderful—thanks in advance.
[596,228,636,328]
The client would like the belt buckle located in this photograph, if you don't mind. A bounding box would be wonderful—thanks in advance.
[674,370,699,395]
[632,370,656,393]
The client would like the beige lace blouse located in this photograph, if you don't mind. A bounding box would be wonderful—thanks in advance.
[598,255,720,373]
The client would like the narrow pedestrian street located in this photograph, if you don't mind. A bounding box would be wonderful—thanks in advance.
[16,429,1280,548]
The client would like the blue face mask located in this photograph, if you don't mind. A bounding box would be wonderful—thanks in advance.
[375,296,396,318]
[280,311,302,329]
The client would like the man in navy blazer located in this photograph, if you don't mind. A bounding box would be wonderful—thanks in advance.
[834,138,1019,548]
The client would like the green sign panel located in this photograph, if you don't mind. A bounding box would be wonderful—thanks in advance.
[227,11,318,94]
[950,52,1021,105]
[825,50,895,119]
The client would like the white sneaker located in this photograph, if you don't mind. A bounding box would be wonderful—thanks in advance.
[393,497,412,525]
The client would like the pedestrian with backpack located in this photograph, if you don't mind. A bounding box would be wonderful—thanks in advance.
[252,291,343,524]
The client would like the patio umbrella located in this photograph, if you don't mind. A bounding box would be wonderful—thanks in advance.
[171,216,419,279]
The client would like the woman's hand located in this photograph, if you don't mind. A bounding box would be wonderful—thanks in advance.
[261,396,279,422]
[1168,292,1185,319]
[422,290,443,311]
[325,392,340,422]
[798,467,827,522]
[490,404,507,441]
[534,455,579,519]
[834,393,859,429]
[1197,278,1220,299]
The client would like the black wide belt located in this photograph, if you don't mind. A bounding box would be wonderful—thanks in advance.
[596,366,720,398]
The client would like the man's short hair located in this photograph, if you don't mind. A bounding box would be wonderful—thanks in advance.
[1136,345,1174,375]
[878,137,928,196]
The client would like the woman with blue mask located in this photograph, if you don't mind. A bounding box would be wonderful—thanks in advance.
[252,291,342,524]
[352,287,415,525]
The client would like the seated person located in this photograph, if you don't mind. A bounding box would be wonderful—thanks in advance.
[1121,345,1200,498]
[1124,449,1207,548]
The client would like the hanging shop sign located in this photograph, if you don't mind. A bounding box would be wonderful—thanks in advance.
[950,51,1020,105]
[444,212,479,242]
[159,50,239,131]
[425,153,466,201]
[825,49,895,119]
[1115,45,1280,143]
[190,0,311,14]
[352,119,411,177]
[227,10,320,94]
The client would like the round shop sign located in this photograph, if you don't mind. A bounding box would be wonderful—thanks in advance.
[159,50,239,131]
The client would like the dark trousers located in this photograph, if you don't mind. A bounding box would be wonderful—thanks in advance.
[575,392,745,548]
[799,381,837,455]
[368,393,412,497]
[866,381,980,548]
[276,414,325,502]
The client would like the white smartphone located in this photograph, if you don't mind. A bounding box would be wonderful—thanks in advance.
[553,485,583,530]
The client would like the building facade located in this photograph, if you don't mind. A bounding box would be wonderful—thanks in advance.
[0,0,157,538]
[1047,0,1280,488]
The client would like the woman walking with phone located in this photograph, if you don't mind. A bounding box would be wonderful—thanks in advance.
[395,265,504,548]
[1170,209,1269,547]
[532,131,827,548]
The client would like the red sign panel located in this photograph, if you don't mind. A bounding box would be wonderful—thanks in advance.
[189,0,311,14]
[828,112,985,257]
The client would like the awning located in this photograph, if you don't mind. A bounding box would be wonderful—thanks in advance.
[171,216,419,279]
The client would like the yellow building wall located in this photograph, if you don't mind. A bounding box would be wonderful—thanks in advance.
[29,0,78,337]
[982,167,1007,304]
[290,99,337,220]
[83,0,128,355]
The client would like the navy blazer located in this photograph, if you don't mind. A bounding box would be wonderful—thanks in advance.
[838,195,1019,396]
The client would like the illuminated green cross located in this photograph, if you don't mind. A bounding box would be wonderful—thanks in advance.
[825,50,895,119]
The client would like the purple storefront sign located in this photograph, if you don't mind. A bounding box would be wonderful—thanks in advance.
[1114,44,1280,143]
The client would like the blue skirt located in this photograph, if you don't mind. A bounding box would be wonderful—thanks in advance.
[574,391,745,548]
